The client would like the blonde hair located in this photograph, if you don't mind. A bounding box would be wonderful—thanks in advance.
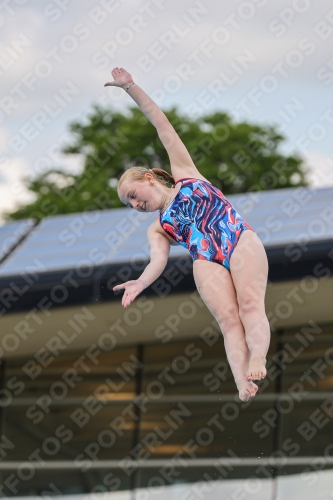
[117,167,175,192]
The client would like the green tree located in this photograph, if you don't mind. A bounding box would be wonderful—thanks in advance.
[7,105,308,221]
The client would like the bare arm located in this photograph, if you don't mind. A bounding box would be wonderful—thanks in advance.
[105,67,200,180]
[139,224,170,285]
[113,223,170,308]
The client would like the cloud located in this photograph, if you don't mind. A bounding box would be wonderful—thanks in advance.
[0,156,35,222]
[304,150,333,188]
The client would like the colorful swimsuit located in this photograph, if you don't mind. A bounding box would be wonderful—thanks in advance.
[159,178,254,272]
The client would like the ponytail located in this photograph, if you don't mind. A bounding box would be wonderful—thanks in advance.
[150,167,175,186]
[117,166,175,192]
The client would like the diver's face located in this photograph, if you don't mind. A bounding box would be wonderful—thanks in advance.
[119,178,158,212]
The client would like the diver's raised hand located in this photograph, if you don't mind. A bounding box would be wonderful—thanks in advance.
[113,279,146,308]
[104,67,134,89]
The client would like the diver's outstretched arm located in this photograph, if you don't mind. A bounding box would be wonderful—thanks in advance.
[105,67,199,180]
[113,222,170,308]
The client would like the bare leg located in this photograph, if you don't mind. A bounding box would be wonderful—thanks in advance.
[230,230,271,381]
[193,260,258,401]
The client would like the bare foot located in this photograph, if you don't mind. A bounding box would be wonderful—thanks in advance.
[246,355,267,381]
[237,380,258,402]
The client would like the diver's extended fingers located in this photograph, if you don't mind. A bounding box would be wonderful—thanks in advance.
[113,280,135,290]
[122,292,128,307]
[113,283,126,290]
[123,289,138,307]
[123,293,133,308]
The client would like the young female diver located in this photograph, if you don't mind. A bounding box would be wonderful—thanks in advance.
[106,67,270,402]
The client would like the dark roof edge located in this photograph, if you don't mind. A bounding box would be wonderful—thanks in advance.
[0,240,332,316]
[265,239,333,262]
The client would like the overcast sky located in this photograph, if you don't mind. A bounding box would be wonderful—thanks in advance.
[1,0,333,222]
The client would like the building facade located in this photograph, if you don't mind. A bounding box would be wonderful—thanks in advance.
[0,185,333,498]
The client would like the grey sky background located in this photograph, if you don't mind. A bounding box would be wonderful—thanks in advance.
[1,0,333,222]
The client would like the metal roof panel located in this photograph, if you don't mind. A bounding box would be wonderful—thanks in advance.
[0,186,332,276]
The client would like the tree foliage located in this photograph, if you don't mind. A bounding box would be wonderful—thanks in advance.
[7,105,308,220]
